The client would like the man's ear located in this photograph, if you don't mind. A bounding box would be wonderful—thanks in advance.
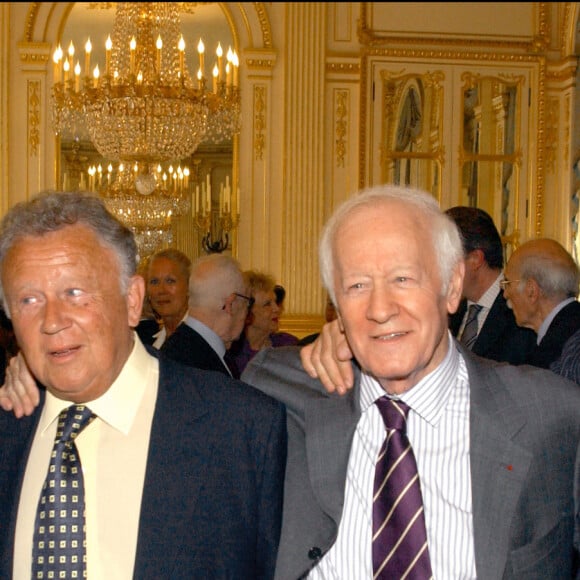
[525,278,540,302]
[446,261,465,315]
[127,275,146,327]
[466,248,485,271]
[223,293,236,314]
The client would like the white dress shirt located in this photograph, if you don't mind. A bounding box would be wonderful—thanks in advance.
[459,274,503,341]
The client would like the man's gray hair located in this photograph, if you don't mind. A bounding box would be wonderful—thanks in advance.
[189,253,244,308]
[319,184,464,305]
[0,190,138,313]
[519,249,580,300]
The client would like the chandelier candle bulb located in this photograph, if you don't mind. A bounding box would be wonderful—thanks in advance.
[105,35,112,76]
[213,65,218,93]
[217,43,224,82]
[225,63,231,88]
[156,35,162,74]
[129,36,136,75]
[93,65,100,88]
[233,51,239,87]
[53,45,62,82]
[197,38,205,79]
[84,38,92,77]
[63,58,70,86]
[74,62,81,92]
[178,35,185,76]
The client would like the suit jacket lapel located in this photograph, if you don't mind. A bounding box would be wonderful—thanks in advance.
[304,366,363,528]
[463,348,532,579]
[474,295,507,355]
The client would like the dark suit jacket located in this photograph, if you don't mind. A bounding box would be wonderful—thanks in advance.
[244,344,580,580]
[0,352,287,579]
[161,322,231,376]
[449,294,536,365]
[528,300,580,368]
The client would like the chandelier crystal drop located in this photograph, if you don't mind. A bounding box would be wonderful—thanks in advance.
[51,2,241,256]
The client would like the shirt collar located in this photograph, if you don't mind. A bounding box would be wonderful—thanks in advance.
[467,273,502,311]
[41,334,158,436]
[184,315,226,358]
[359,331,459,427]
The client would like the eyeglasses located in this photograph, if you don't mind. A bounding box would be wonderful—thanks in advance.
[499,278,521,290]
[234,292,255,310]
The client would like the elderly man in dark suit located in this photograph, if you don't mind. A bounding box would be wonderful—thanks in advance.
[245,185,580,579]
[0,191,286,579]
[503,237,580,369]
[161,253,252,378]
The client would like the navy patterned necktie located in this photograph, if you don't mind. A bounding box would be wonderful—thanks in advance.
[460,303,483,350]
[373,397,433,579]
[32,404,96,578]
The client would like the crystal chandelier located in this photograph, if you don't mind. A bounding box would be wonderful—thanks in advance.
[51,2,241,256]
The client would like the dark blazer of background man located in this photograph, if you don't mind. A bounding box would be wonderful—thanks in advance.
[503,237,580,370]
[446,206,536,365]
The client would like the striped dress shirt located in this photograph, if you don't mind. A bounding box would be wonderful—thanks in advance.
[309,338,476,579]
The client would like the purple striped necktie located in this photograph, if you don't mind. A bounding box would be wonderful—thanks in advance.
[373,397,433,579]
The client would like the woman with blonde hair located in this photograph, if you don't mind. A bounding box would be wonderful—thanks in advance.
[228,270,298,376]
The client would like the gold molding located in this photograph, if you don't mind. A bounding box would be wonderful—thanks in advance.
[24,2,40,42]
[24,3,272,51]
[358,2,549,53]
[334,90,348,168]
[535,58,546,237]
[253,85,266,161]
[253,2,273,49]
[327,62,361,74]
[28,80,41,157]
[545,97,559,175]
[365,46,546,64]
[545,57,579,83]
[246,58,276,70]
[17,41,51,64]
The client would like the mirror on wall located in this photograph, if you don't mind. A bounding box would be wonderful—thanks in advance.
[460,72,523,256]
[56,2,237,257]
[378,71,444,198]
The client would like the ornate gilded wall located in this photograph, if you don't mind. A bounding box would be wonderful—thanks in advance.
[1,2,579,336]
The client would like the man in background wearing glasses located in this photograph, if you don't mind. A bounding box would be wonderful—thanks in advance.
[162,253,253,378]
[502,237,580,371]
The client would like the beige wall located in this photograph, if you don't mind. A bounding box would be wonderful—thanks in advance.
[2,2,579,337]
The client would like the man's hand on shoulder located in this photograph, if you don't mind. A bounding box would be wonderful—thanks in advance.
[0,352,39,418]
[299,319,355,395]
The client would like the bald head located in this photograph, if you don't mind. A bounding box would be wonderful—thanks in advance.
[503,238,580,332]
[509,238,579,301]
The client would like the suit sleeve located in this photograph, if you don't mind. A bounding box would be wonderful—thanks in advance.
[256,399,287,580]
